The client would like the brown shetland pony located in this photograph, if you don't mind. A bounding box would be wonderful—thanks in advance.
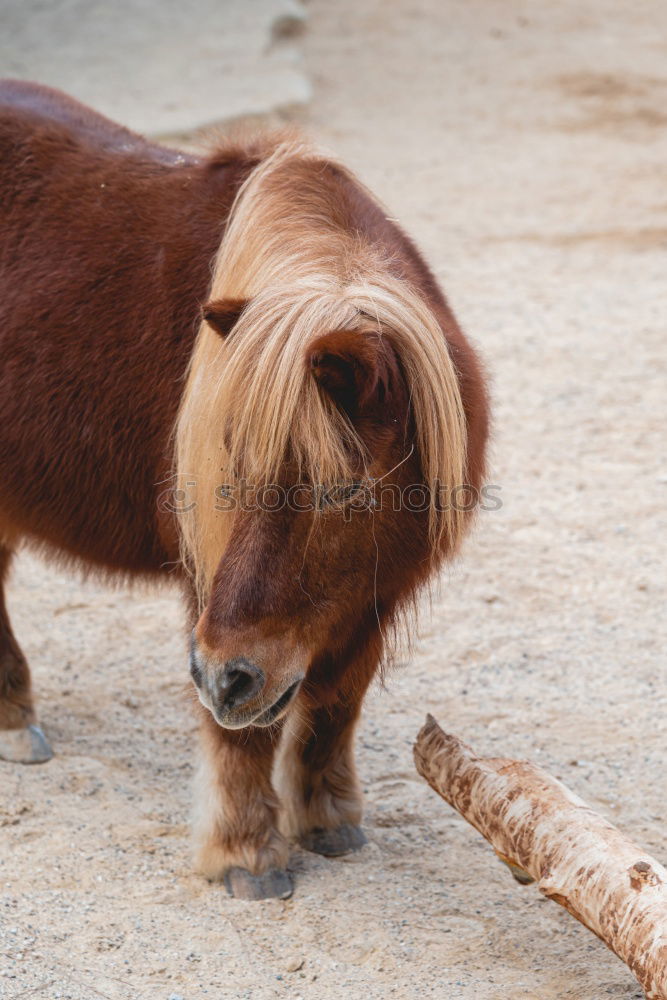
[0,80,488,898]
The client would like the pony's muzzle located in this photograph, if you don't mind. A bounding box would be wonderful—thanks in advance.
[189,633,304,729]
[190,645,265,713]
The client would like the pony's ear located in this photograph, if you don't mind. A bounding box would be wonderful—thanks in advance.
[201,298,247,337]
[308,329,385,414]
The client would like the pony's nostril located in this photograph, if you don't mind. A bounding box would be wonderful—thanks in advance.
[189,634,203,688]
[218,658,264,709]
[190,659,203,688]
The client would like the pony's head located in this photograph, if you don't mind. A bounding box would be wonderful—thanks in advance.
[175,139,469,729]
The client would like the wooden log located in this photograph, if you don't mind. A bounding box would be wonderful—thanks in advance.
[413,715,667,999]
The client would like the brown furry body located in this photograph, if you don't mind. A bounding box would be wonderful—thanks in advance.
[0,80,488,895]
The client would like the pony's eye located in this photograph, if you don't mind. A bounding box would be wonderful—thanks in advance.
[339,481,364,502]
[321,481,365,507]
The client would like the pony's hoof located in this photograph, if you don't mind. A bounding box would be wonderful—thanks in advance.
[0,724,53,764]
[300,823,367,857]
[223,866,293,900]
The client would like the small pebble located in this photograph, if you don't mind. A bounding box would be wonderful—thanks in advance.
[285,956,304,972]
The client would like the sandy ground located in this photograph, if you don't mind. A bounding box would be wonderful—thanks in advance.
[1,0,667,997]
[0,0,309,133]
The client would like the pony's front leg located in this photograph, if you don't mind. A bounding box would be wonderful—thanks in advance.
[193,704,291,899]
[275,653,377,857]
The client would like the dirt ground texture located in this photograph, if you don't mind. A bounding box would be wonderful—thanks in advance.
[0,0,310,133]
[1,0,666,997]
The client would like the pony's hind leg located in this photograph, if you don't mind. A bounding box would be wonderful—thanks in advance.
[275,650,376,857]
[0,545,52,763]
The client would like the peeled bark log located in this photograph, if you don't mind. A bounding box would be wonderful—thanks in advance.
[413,715,667,999]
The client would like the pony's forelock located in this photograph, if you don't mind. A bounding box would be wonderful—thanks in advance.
[174,138,467,606]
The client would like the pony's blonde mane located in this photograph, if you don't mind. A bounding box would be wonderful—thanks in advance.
[174,137,467,605]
